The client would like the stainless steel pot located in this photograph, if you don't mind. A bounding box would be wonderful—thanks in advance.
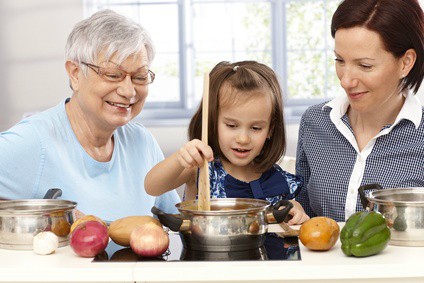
[359,184,424,247]
[152,198,292,252]
[0,189,77,250]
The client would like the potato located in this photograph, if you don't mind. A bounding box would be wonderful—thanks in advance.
[299,217,340,251]
[109,216,161,247]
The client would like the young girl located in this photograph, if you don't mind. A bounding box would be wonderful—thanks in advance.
[145,61,309,225]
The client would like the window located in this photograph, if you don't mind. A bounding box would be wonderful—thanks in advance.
[84,0,340,125]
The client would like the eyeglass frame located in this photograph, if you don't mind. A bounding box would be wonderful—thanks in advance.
[80,61,155,85]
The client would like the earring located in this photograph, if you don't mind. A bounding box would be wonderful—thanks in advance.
[402,74,406,79]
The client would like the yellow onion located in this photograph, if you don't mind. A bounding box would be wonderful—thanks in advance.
[129,222,169,257]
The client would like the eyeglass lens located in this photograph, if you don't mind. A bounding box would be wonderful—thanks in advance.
[83,62,154,85]
[100,68,153,85]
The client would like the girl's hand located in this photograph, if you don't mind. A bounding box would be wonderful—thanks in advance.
[177,139,214,168]
[287,200,310,225]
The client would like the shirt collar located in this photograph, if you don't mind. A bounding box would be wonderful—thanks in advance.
[322,95,349,119]
[395,92,422,129]
[323,92,422,129]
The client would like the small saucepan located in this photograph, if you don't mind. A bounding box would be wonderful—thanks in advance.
[359,183,424,247]
[152,198,293,252]
[0,189,77,250]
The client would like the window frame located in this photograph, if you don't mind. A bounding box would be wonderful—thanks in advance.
[84,0,337,126]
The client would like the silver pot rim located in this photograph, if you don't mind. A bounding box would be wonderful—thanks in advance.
[0,199,77,216]
[367,187,424,205]
[176,198,271,216]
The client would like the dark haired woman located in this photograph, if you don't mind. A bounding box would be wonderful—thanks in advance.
[296,0,424,222]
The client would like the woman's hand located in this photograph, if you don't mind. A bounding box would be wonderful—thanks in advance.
[177,139,214,168]
[287,200,310,225]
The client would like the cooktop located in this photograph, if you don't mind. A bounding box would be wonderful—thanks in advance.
[93,232,301,262]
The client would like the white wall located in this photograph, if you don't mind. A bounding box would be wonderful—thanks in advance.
[0,0,422,159]
[0,0,82,130]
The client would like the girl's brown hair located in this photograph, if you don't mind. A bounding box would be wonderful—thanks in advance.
[188,61,286,172]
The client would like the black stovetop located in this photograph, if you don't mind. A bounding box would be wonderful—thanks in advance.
[93,232,301,262]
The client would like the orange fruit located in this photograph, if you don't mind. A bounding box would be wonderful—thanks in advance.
[299,217,340,251]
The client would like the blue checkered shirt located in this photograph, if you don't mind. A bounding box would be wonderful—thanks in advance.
[295,93,424,222]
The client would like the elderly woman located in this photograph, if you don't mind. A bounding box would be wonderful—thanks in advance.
[0,10,180,221]
[296,0,424,222]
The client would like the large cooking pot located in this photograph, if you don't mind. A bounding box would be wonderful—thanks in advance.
[152,198,293,252]
[0,189,77,250]
[359,184,424,247]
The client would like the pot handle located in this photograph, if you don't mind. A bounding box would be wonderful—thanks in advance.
[358,183,384,209]
[43,188,62,199]
[267,200,293,224]
[151,206,185,232]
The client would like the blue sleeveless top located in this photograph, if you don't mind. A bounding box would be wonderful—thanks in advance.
[195,159,302,205]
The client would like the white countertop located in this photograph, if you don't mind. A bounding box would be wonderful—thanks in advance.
[1,224,423,283]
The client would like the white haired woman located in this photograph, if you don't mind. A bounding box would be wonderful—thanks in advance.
[0,10,180,221]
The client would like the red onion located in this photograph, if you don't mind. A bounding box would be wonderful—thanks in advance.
[130,222,169,257]
[70,220,109,258]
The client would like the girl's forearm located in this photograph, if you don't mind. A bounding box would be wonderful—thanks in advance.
[145,152,188,196]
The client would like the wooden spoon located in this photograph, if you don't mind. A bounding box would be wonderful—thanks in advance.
[197,73,211,211]
[276,222,300,238]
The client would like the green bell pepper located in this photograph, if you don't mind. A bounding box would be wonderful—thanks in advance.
[340,211,390,257]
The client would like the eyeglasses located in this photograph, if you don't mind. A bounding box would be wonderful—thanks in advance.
[81,62,155,85]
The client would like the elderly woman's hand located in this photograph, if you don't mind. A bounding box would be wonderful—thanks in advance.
[287,200,310,225]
